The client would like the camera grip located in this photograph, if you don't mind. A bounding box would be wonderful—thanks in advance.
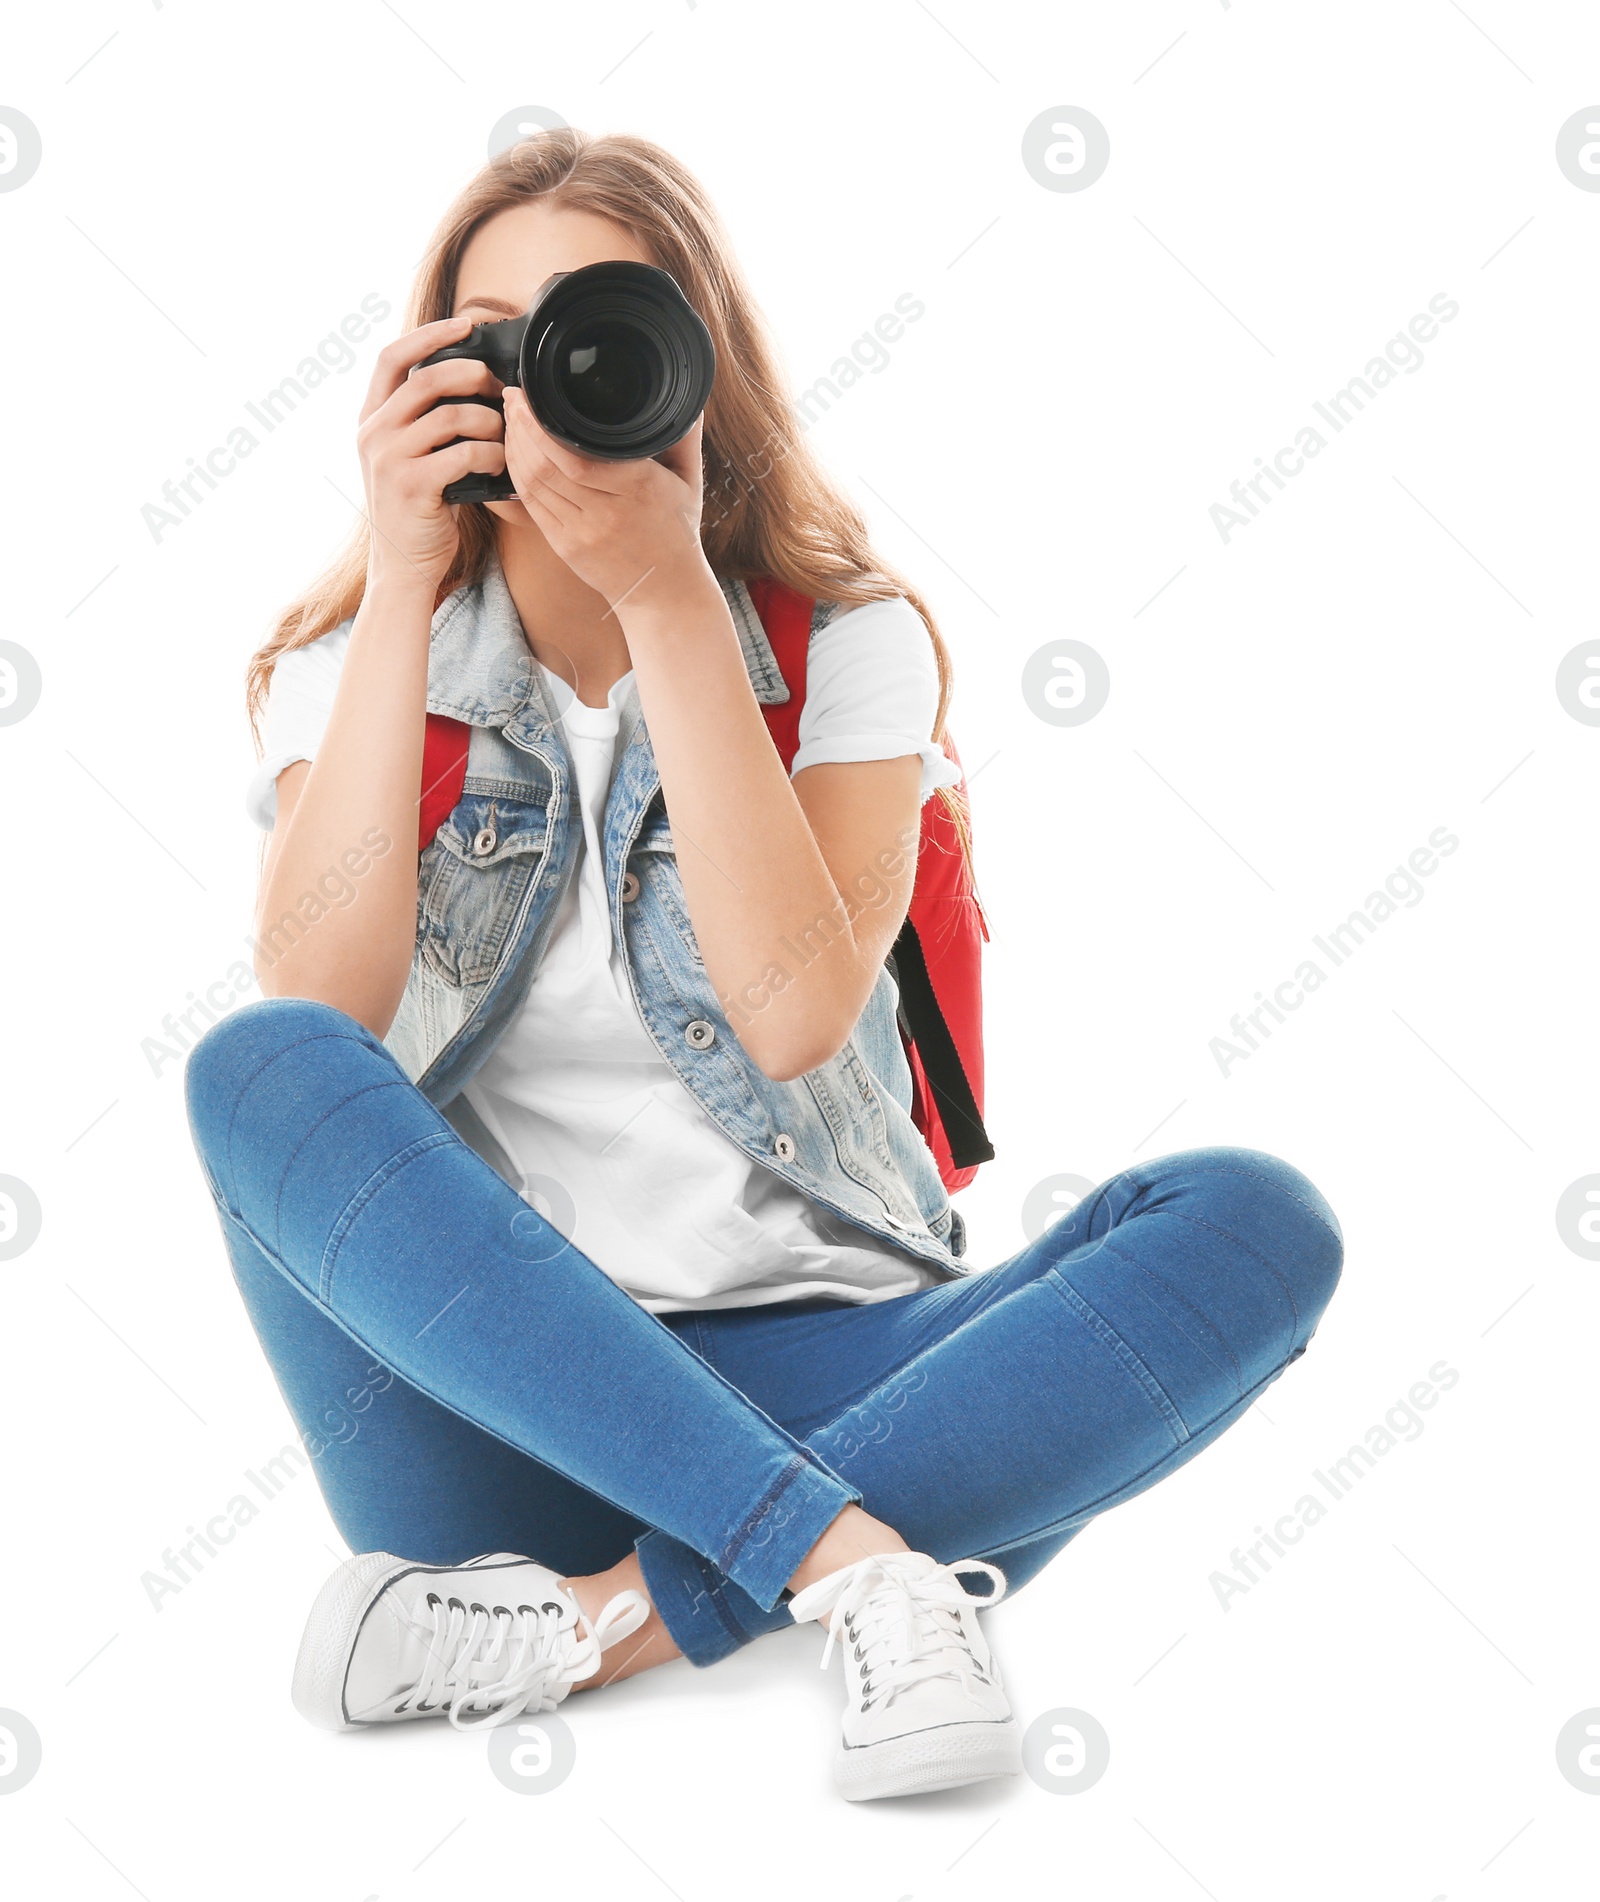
[414,318,528,504]
[432,392,515,505]
[439,390,514,503]
[414,387,516,506]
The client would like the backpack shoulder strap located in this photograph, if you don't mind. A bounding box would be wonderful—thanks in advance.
[418,713,471,852]
[746,576,813,769]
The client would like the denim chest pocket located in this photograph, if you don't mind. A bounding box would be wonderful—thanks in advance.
[630,803,702,964]
[417,791,549,988]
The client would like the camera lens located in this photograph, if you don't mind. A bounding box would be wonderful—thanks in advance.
[558,319,662,428]
[520,261,715,461]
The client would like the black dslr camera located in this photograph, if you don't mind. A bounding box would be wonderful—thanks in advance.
[414,259,716,504]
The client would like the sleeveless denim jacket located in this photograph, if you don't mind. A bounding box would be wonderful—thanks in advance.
[382,558,968,1273]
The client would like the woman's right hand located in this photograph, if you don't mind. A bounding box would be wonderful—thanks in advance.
[356,318,508,591]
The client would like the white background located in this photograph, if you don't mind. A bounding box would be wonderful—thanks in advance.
[2,2,1597,1897]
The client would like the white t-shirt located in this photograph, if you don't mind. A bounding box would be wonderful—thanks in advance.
[249,594,962,1312]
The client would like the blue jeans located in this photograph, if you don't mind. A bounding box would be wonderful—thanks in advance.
[185,998,1343,1667]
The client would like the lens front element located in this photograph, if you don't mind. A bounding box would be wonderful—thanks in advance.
[559,318,661,428]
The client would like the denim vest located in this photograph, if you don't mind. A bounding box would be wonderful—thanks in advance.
[384,558,968,1272]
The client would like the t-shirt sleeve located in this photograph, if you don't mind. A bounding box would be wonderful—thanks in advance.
[244,622,353,829]
[789,596,962,804]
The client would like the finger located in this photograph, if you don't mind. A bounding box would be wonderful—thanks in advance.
[512,473,570,543]
[361,316,476,419]
[385,356,504,428]
[420,438,508,497]
[504,390,589,509]
[397,400,506,458]
[511,454,583,526]
[507,441,587,511]
[507,388,631,494]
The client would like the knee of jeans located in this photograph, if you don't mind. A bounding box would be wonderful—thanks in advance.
[1146,1145,1344,1337]
[183,996,376,1200]
[1208,1146,1344,1329]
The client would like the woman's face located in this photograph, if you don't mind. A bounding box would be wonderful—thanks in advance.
[453,201,654,527]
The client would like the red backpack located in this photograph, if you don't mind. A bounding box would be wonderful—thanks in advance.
[416,577,993,1192]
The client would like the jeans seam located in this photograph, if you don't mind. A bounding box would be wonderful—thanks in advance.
[1041,1274,1189,1446]
[271,1079,416,1257]
[214,1027,382,1201]
[1091,1235,1246,1398]
[1096,1158,1346,1372]
[1154,1206,1305,1351]
[719,1453,821,1579]
[211,1198,668,1540]
[317,1129,460,1302]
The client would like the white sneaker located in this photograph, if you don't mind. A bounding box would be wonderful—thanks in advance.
[291,1550,649,1732]
[788,1550,1022,1801]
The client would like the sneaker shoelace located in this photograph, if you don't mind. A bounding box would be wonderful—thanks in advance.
[397,1586,647,1731]
[793,1555,1007,1714]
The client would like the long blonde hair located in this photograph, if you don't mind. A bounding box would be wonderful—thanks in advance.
[249,129,959,786]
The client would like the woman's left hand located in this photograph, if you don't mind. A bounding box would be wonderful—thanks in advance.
[502,386,711,610]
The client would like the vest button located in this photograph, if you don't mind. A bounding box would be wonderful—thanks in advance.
[620,871,641,903]
[773,1133,797,1162]
[685,1019,716,1050]
[473,826,497,857]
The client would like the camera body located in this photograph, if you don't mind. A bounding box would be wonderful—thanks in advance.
[414,259,716,504]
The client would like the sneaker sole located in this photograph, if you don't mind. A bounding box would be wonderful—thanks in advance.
[291,1550,415,1731]
[835,1718,1023,1802]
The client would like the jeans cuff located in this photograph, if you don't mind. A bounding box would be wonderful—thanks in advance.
[717,1453,859,1610]
[635,1454,858,1664]
[634,1532,791,1666]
